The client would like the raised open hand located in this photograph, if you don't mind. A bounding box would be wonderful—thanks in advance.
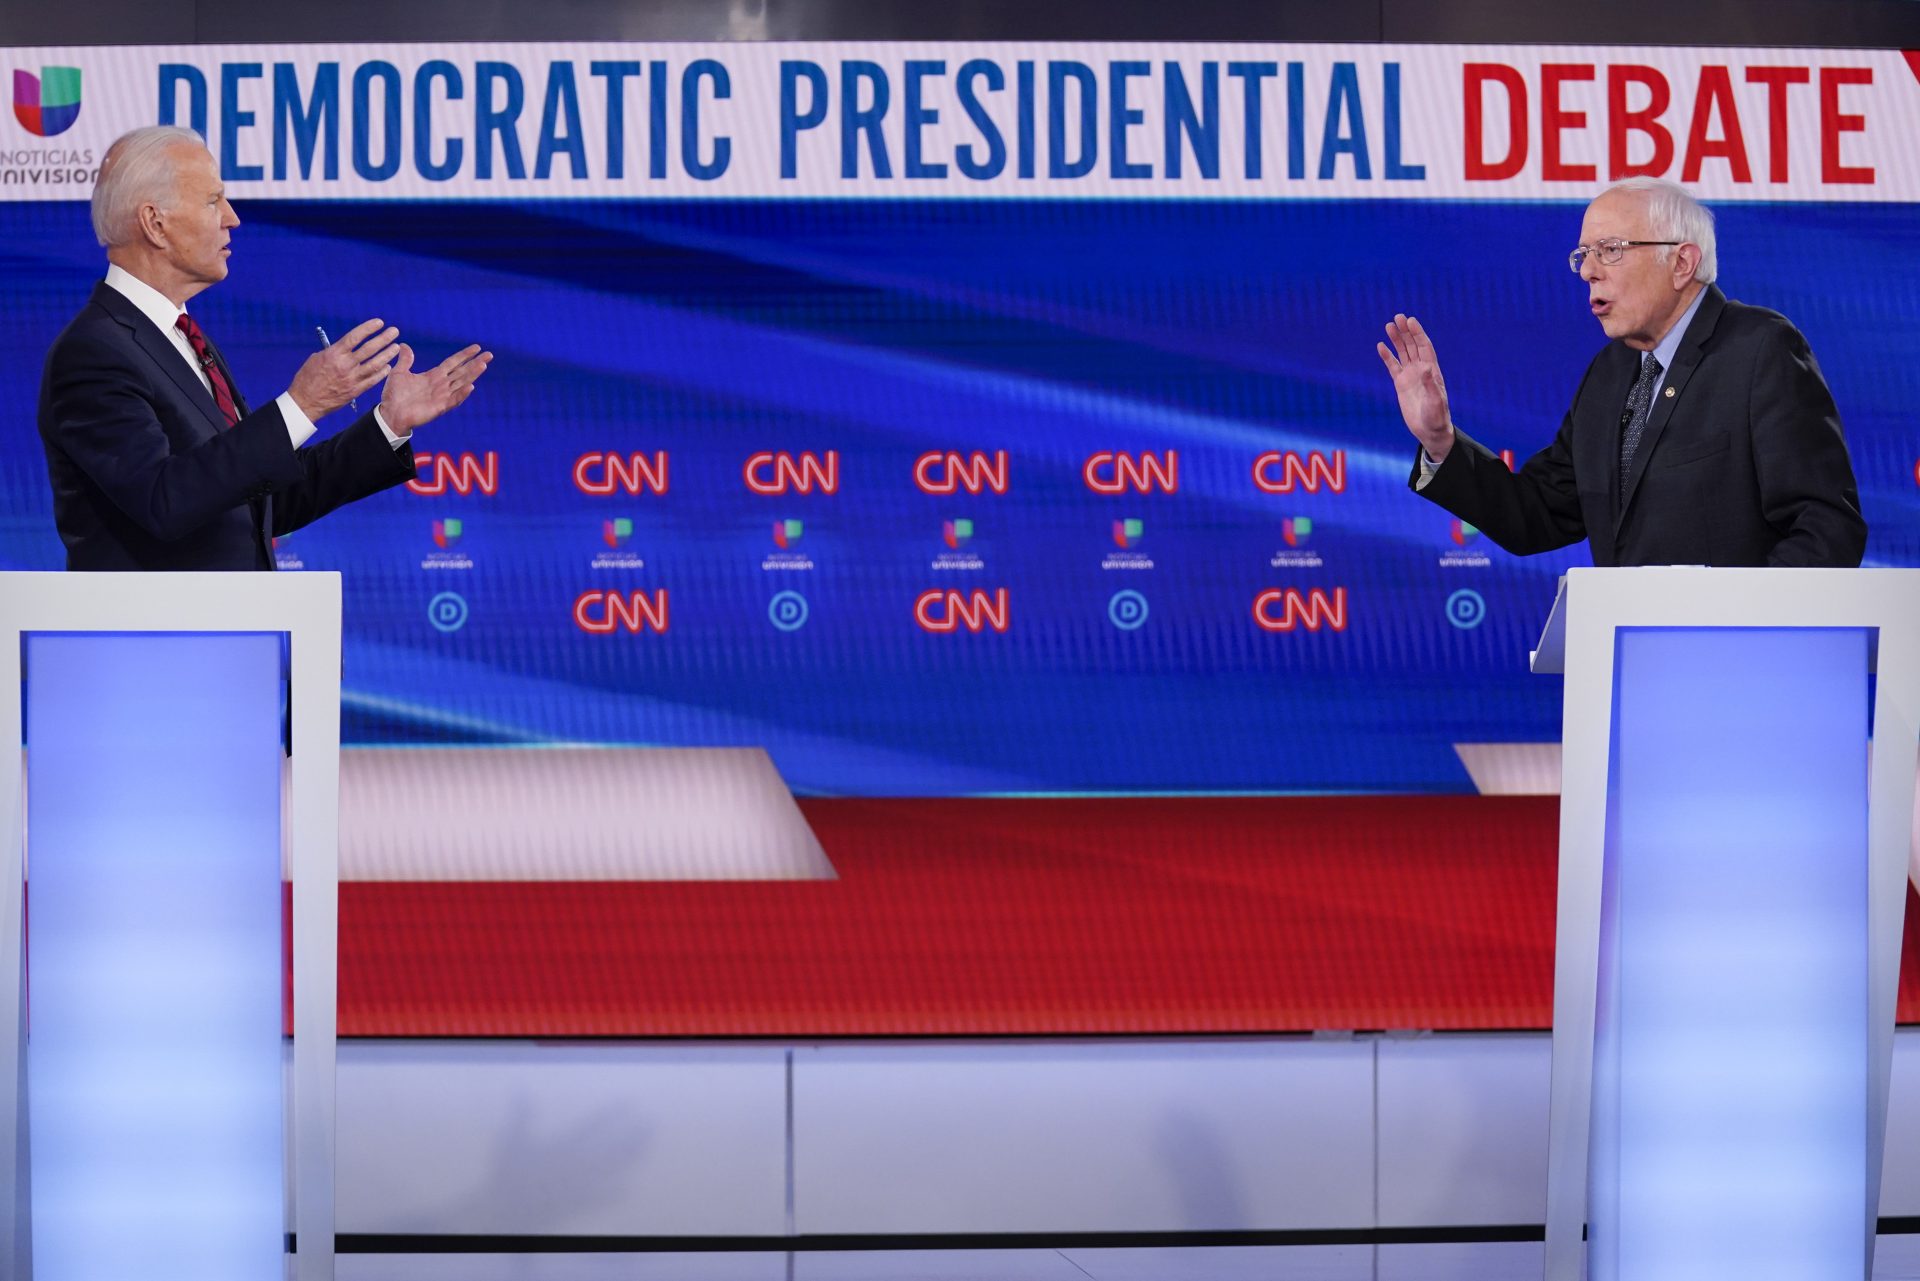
[288,319,400,420]
[1377,314,1455,463]
[378,342,493,436]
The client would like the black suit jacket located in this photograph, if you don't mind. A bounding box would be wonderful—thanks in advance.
[38,281,416,571]
[1411,285,1866,567]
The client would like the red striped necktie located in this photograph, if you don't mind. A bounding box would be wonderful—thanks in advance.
[174,312,241,428]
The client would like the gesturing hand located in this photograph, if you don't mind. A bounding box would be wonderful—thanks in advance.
[1377,314,1456,464]
[289,319,401,421]
[378,343,493,436]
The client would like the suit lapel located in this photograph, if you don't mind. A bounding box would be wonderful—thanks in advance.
[1615,286,1725,533]
[91,283,231,435]
[92,282,274,566]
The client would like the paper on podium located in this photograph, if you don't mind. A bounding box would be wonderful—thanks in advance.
[1529,575,1569,674]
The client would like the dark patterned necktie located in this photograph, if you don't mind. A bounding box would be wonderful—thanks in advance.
[1617,351,1663,502]
[174,312,242,427]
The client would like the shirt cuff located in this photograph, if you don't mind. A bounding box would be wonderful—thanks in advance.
[1414,449,1439,491]
[275,392,317,449]
[374,405,409,449]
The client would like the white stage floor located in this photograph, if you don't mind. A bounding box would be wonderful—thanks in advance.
[338,1235,1920,1280]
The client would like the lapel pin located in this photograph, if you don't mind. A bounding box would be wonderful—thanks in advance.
[1664,387,1676,397]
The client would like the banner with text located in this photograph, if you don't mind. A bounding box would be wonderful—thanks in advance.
[5,42,1920,201]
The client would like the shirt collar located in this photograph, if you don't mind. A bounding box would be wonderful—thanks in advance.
[103,263,188,338]
[1648,285,1707,372]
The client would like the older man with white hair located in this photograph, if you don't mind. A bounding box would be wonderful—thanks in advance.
[38,125,492,570]
[1379,178,1865,568]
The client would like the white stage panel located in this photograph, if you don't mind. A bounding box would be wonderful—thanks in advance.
[1376,1034,1550,1227]
[791,1040,1373,1234]
[334,1042,789,1236]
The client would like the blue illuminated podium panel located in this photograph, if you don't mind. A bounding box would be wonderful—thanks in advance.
[24,633,285,1281]
[0,572,344,1281]
[1536,569,1920,1281]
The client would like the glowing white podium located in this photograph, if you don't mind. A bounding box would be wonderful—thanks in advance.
[1532,568,1920,1281]
[0,572,341,1281]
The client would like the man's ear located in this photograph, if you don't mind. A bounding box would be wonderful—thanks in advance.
[1671,242,1702,289]
[136,201,167,250]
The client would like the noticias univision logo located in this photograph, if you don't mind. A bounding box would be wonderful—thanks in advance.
[1270,516,1322,569]
[422,518,473,570]
[1102,517,1153,571]
[12,67,81,137]
[591,518,644,570]
[1439,516,1490,568]
[933,518,983,572]
[763,517,814,572]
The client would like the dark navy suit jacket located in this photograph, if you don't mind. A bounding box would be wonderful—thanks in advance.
[38,280,415,571]
[1411,285,1867,567]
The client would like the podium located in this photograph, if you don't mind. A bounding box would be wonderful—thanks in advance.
[0,573,342,1281]
[1531,568,1920,1281]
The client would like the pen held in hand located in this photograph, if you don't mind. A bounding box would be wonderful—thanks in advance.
[314,325,357,411]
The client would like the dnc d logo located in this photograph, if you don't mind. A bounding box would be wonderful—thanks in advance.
[13,67,81,137]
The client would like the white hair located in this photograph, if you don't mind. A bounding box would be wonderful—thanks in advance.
[91,125,206,249]
[1601,177,1718,284]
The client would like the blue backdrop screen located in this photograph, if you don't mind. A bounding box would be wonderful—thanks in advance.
[5,198,1916,795]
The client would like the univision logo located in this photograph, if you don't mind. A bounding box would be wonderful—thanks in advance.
[13,67,81,138]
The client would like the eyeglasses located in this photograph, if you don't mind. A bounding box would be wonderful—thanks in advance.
[1569,238,1681,273]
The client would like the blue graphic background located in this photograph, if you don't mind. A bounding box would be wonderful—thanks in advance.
[4,199,1916,794]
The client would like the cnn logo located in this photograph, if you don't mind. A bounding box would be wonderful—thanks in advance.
[409,451,498,496]
[575,452,668,495]
[915,451,1008,494]
[1083,451,1177,494]
[1253,451,1344,494]
[745,451,839,495]
[1253,588,1348,632]
[914,589,1010,633]
[574,590,670,633]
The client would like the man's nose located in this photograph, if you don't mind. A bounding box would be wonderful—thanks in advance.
[1580,255,1602,284]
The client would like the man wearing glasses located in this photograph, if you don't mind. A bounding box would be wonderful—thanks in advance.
[1378,177,1865,568]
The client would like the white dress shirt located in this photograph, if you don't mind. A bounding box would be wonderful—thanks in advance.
[102,264,406,449]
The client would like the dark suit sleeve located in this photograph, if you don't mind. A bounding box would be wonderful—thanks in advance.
[270,411,418,537]
[45,327,303,543]
[1408,357,1596,556]
[1747,319,1867,568]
